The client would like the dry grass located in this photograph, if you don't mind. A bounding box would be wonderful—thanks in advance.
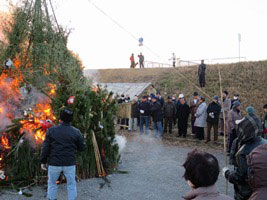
[98,61,267,117]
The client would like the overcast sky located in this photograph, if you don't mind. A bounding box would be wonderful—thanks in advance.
[1,0,267,69]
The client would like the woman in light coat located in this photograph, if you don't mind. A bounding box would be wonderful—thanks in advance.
[194,97,207,140]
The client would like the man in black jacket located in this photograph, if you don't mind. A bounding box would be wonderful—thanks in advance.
[176,96,190,138]
[151,96,163,138]
[139,96,151,135]
[206,96,221,143]
[198,60,206,87]
[40,109,85,200]
[163,96,176,134]
[156,91,165,108]
[222,107,267,200]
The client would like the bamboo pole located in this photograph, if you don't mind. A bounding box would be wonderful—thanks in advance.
[217,65,228,195]
[92,131,106,177]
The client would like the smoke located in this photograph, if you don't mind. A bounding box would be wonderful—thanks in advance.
[114,135,127,153]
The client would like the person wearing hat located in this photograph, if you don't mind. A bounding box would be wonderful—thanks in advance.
[219,90,232,136]
[139,95,151,135]
[227,101,242,153]
[222,107,267,200]
[163,96,176,134]
[206,96,222,143]
[189,92,199,136]
[151,96,164,138]
[231,94,241,109]
[176,95,190,138]
[194,96,207,140]
[40,109,85,200]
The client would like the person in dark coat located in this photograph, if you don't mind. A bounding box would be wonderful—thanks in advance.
[247,144,267,200]
[227,101,242,153]
[139,96,151,135]
[128,96,139,132]
[231,94,241,109]
[206,96,221,143]
[176,96,190,138]
[138,53,144,68]
[151,96,163,138]
[40,109,85,200]
[163,96,176,134]
[263,104,267,138]
[156,91,165,108]
[198,60,206,87]
[222,107,267,200]
[189,92,199,136]
[118,94,126,129]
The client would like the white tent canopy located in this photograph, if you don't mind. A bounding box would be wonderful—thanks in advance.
[100,82,151,100]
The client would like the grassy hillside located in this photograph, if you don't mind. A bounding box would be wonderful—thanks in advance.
[97,61,267,117]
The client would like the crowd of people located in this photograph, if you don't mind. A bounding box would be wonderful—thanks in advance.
[117,84,267,200]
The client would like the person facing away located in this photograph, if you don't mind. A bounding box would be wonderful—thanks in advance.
[198,60,206,87]
[206,96,221,143]
[138,52,144,68]
[163,96,176,134]
[150,96,163,138]
[194,96,207,140]
[128,96,139,132]
[176,96,190,138]
[139,95,151,134]
[40,109,85,200]
[182,149,233,200]
[189,92,199,136]
[247,144,267,200]
[222,106,267,200]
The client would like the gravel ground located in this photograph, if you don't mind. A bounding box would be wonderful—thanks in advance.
[0,133,234,200]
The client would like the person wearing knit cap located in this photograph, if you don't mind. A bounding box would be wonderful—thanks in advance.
[206,96,221,143]
[40,109,85,200]
[227,100,242,153]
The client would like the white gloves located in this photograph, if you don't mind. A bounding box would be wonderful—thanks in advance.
[41,164,48,171]
[222,167,229,177]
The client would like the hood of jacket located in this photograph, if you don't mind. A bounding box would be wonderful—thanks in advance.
[247,144,267,189]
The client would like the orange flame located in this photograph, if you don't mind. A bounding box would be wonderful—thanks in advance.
[48,83,56,96]
[1,135,10,150]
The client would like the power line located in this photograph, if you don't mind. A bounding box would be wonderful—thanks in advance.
[87,0,161,59]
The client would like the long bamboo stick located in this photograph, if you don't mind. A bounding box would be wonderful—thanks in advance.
[92,131,106,177]
[217,65,228,195]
